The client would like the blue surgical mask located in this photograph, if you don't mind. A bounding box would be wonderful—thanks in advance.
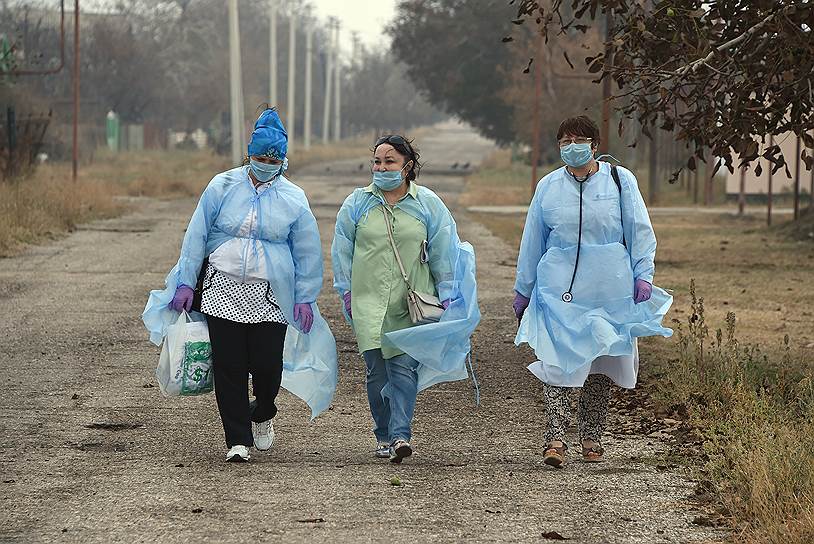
[250,158,284,183]
[372,169,404,191]
[560,143,594,168]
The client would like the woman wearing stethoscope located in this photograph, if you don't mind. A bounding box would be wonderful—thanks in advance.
[512,116,673,467]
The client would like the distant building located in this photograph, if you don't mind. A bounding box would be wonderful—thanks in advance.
[725,131,813,199]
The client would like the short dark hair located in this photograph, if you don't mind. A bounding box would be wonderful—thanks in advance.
[372,134,422,183]
[556,116,600,145]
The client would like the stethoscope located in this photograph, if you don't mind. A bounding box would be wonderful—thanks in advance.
[561,164,597,304]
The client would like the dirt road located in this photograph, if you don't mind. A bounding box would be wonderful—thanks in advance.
[0,122,725,543]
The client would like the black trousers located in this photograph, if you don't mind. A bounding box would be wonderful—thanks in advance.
[206,315,287,447]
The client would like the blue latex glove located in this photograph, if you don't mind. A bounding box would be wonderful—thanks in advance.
[634,279,652,304]
[293,303,314,333]
[170,285,194,312]
[512,292,530,320]
[342,291,352,319]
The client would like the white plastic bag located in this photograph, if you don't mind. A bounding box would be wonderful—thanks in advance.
[155,311,214,397]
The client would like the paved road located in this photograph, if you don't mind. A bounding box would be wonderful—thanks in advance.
[0,121,725,543]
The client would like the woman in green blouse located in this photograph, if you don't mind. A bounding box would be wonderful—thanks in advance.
[332,135,463,464]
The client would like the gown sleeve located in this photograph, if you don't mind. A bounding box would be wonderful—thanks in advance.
[423,192,459,302]
[331,191,358,296]
[289,201,324,304]
[618,167,656,284]
[176,179,220,288]
[514,179,550,298]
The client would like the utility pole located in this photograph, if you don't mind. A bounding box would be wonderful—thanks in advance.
[304,23,313,150]
[322,17,335,144]
[269,0,277,106]
[351,31,361,68]
[286,9,296,151]
[72,0,79,181]
[333,20,341,141]
[228,0,245,165]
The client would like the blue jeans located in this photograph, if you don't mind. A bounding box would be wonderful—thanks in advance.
[362,349,419,444]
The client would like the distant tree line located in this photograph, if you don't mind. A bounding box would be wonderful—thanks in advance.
[0,0,443,154]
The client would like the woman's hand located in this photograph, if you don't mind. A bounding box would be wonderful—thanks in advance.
[169,285,194,312]
[512,292,530,320]
[342,292,352,318]
[293,303,314,333]
[633,279,652,304]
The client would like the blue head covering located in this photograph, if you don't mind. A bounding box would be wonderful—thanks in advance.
[247,109,288,160]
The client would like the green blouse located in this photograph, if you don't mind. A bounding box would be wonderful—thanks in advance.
[350,183,438,359]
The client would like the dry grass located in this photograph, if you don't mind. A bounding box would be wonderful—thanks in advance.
[468,180,814,543]
[667,286,814,543]
[0,175,123,256]
[458,149,538,207]
[0,140,370,257]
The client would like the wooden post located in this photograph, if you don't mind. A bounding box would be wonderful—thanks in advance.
[738,165,746,216]
[703,154,714,206]
[767,135,773,226]
[648,130,659,204]
[599,11,612,155]
[793,136,801,220]
[71,0,79,181]
[531,33,542,192]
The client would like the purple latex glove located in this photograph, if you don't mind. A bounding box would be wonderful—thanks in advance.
[293,303,314,333]
[170,284,194,312]
[441,299,451,310]
[512,292,530,320]
[634,279,652,304]
[342,291,352,318]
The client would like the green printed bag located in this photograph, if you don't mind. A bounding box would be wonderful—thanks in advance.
[156,311,214,397]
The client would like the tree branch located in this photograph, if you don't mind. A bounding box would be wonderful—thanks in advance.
[676,9,781,76]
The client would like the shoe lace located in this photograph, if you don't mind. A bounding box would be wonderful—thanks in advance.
[254,420,272,437]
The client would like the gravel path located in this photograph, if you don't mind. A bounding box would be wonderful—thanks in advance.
[0,122,726,543]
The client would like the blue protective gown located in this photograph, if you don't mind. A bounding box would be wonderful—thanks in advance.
[142,166,338,418]
[514,162,672,388]
[332,183,481,394]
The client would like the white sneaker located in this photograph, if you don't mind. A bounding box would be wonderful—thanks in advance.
[374,443,390,459]
[252,419,275,451]
[226,445,250,462]
[389,440,413,464]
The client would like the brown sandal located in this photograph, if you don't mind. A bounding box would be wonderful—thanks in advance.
[543,442,567,468]
[581,441,605,463]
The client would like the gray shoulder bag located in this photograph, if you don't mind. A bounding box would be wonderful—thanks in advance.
[382,207,445,325]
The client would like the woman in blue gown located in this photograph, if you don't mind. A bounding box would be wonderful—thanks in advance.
[143,108,337,462]
[512,116,672,467]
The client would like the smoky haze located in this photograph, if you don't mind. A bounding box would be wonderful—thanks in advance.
[0,0,443,161]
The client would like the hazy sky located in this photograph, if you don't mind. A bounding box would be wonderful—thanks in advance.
[308,0,397,54]
[80,0,397,58]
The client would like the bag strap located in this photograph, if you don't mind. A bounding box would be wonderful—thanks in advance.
[610,165,627,248]
[382,207,414,292]
[610,164,622,194]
